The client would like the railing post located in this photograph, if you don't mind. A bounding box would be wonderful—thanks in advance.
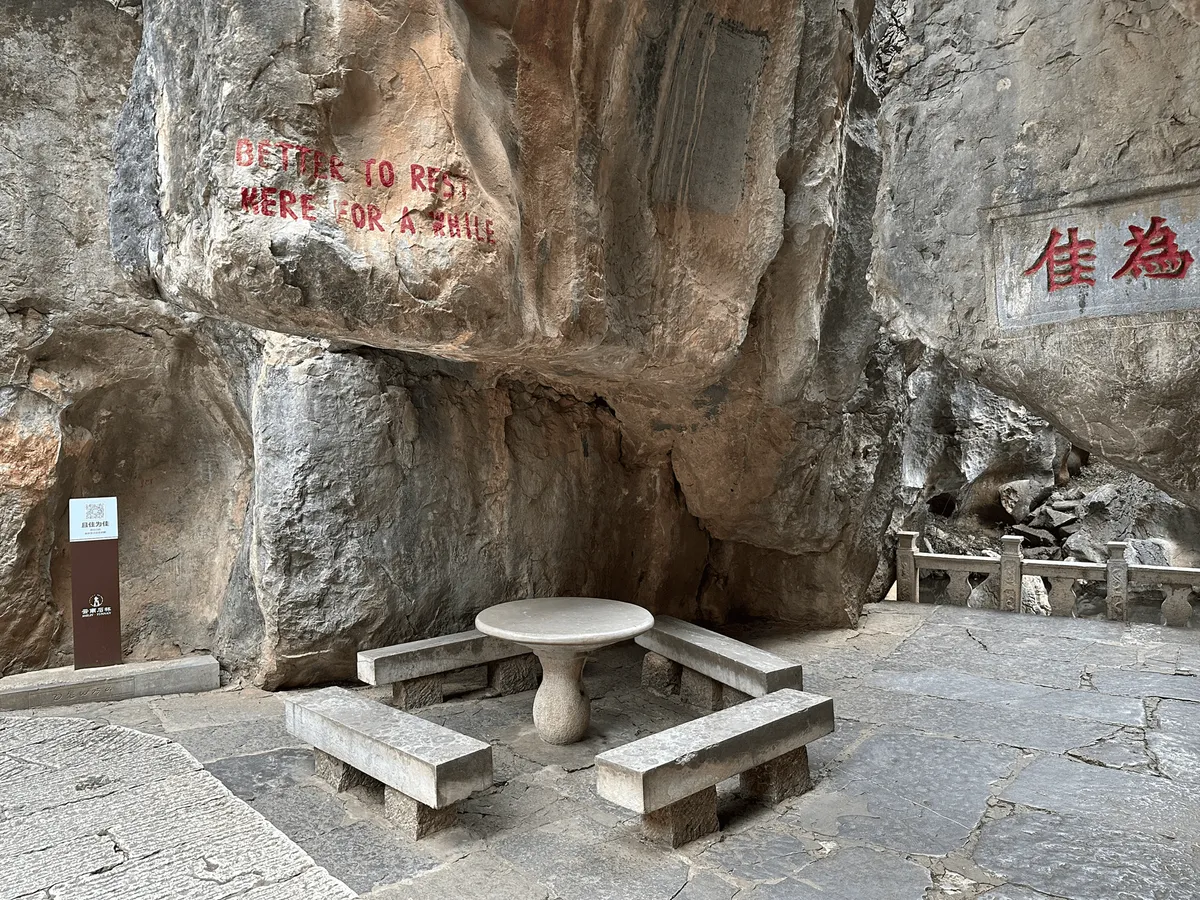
[1106,541,1129,621]
[897,532,919,603]
[1000,535,1024,612]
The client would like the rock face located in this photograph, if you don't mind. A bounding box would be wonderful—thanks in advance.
[894,356,1200,616]
[116,0,798,378]
[898,355,1066,528]
[2,0,909,686]
[244,339,709,686]
[4,0,1197,686]
[874,1,1200,504]
[0,2,250,674]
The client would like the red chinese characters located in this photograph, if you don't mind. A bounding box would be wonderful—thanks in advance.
[1024,215,1194,292]
[1022,227,1096,292]
[1113,216,1194,280]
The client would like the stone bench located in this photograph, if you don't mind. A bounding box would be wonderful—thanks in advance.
[357,629,540,709]
[284,686,493,839]
[635,616,804,711]
[595,688,834,847]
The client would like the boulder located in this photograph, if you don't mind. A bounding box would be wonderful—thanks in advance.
[1022,546,1060,561]
[1021,576,1052,617]
[966,574,1048,615]
[998,479,1054,524]
[246,337,709,686]
[1011,525,1055,547]
[1081,486,1120,515]
[1028,506,1077,531]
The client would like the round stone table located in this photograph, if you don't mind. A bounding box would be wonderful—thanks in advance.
[475,597,654,744]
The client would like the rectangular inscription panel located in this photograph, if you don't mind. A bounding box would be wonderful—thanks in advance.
[652,16,767,214]
[993,187,1200,328]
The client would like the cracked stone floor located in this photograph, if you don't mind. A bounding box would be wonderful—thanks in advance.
[5,601,1200,899]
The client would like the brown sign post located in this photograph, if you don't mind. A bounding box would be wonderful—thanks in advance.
[69,497,122,669]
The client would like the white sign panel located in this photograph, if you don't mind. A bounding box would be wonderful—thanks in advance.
[69,497,119,542]
[993,187,1200,328]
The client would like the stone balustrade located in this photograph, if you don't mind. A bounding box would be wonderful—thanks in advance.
[896,531,1198,626]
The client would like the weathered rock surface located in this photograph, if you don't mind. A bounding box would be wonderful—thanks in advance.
[119,0,800,377]
[893,354,1064,540]
[0,1,253,674]
[6,0,1199,684]
[874,0,1200,506]
[2,0,911,684]
[248,338,708,685]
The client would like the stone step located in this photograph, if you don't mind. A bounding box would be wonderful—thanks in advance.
[0,656,219,711]
[357,629,528,686]
[284,686,492,810]
[635,616,804,697]
[596,688,834,815]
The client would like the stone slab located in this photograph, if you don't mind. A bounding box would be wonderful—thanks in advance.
[674,871,739,900]
[785,731,1019,856]
[0,655,219,710]
[358,630,527,686]
[595,688,833,813]
[384,850,551,900]
[635,616,804,697]
[749,846,931,900]
[151,686,283,732]
[205,747,317,800]
[1067,727,1155,772]
[865,668,1145,726]
[302,820,442,894]
[0,715,353,899]
[169,715,306,763]
[701,827,819,881]
[1088,668,1200,702]
[475,597,654,648]
[999,754,1200,841]
[976,888,1059,900]
[284,686,492,809]
[1149,698,1200,787]
[492,814,690,900]
[975,807,1200,900]
[835,685,1126,754]
[879,623,1095,690]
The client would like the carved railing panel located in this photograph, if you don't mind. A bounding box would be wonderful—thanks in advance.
[1046,577,1076,617]
[896,531,1200,627]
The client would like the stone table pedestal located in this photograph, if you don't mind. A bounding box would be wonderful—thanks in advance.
[476,597,654,744]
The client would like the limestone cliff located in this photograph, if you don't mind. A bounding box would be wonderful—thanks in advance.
[1,0,903,686]
[873,0,1200,503]
[3,0,1196,686]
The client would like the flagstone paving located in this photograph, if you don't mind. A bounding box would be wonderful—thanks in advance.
[5,601,1200,899]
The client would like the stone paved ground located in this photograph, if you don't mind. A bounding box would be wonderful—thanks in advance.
[0,715,354,898]
[6,601,1200,899]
